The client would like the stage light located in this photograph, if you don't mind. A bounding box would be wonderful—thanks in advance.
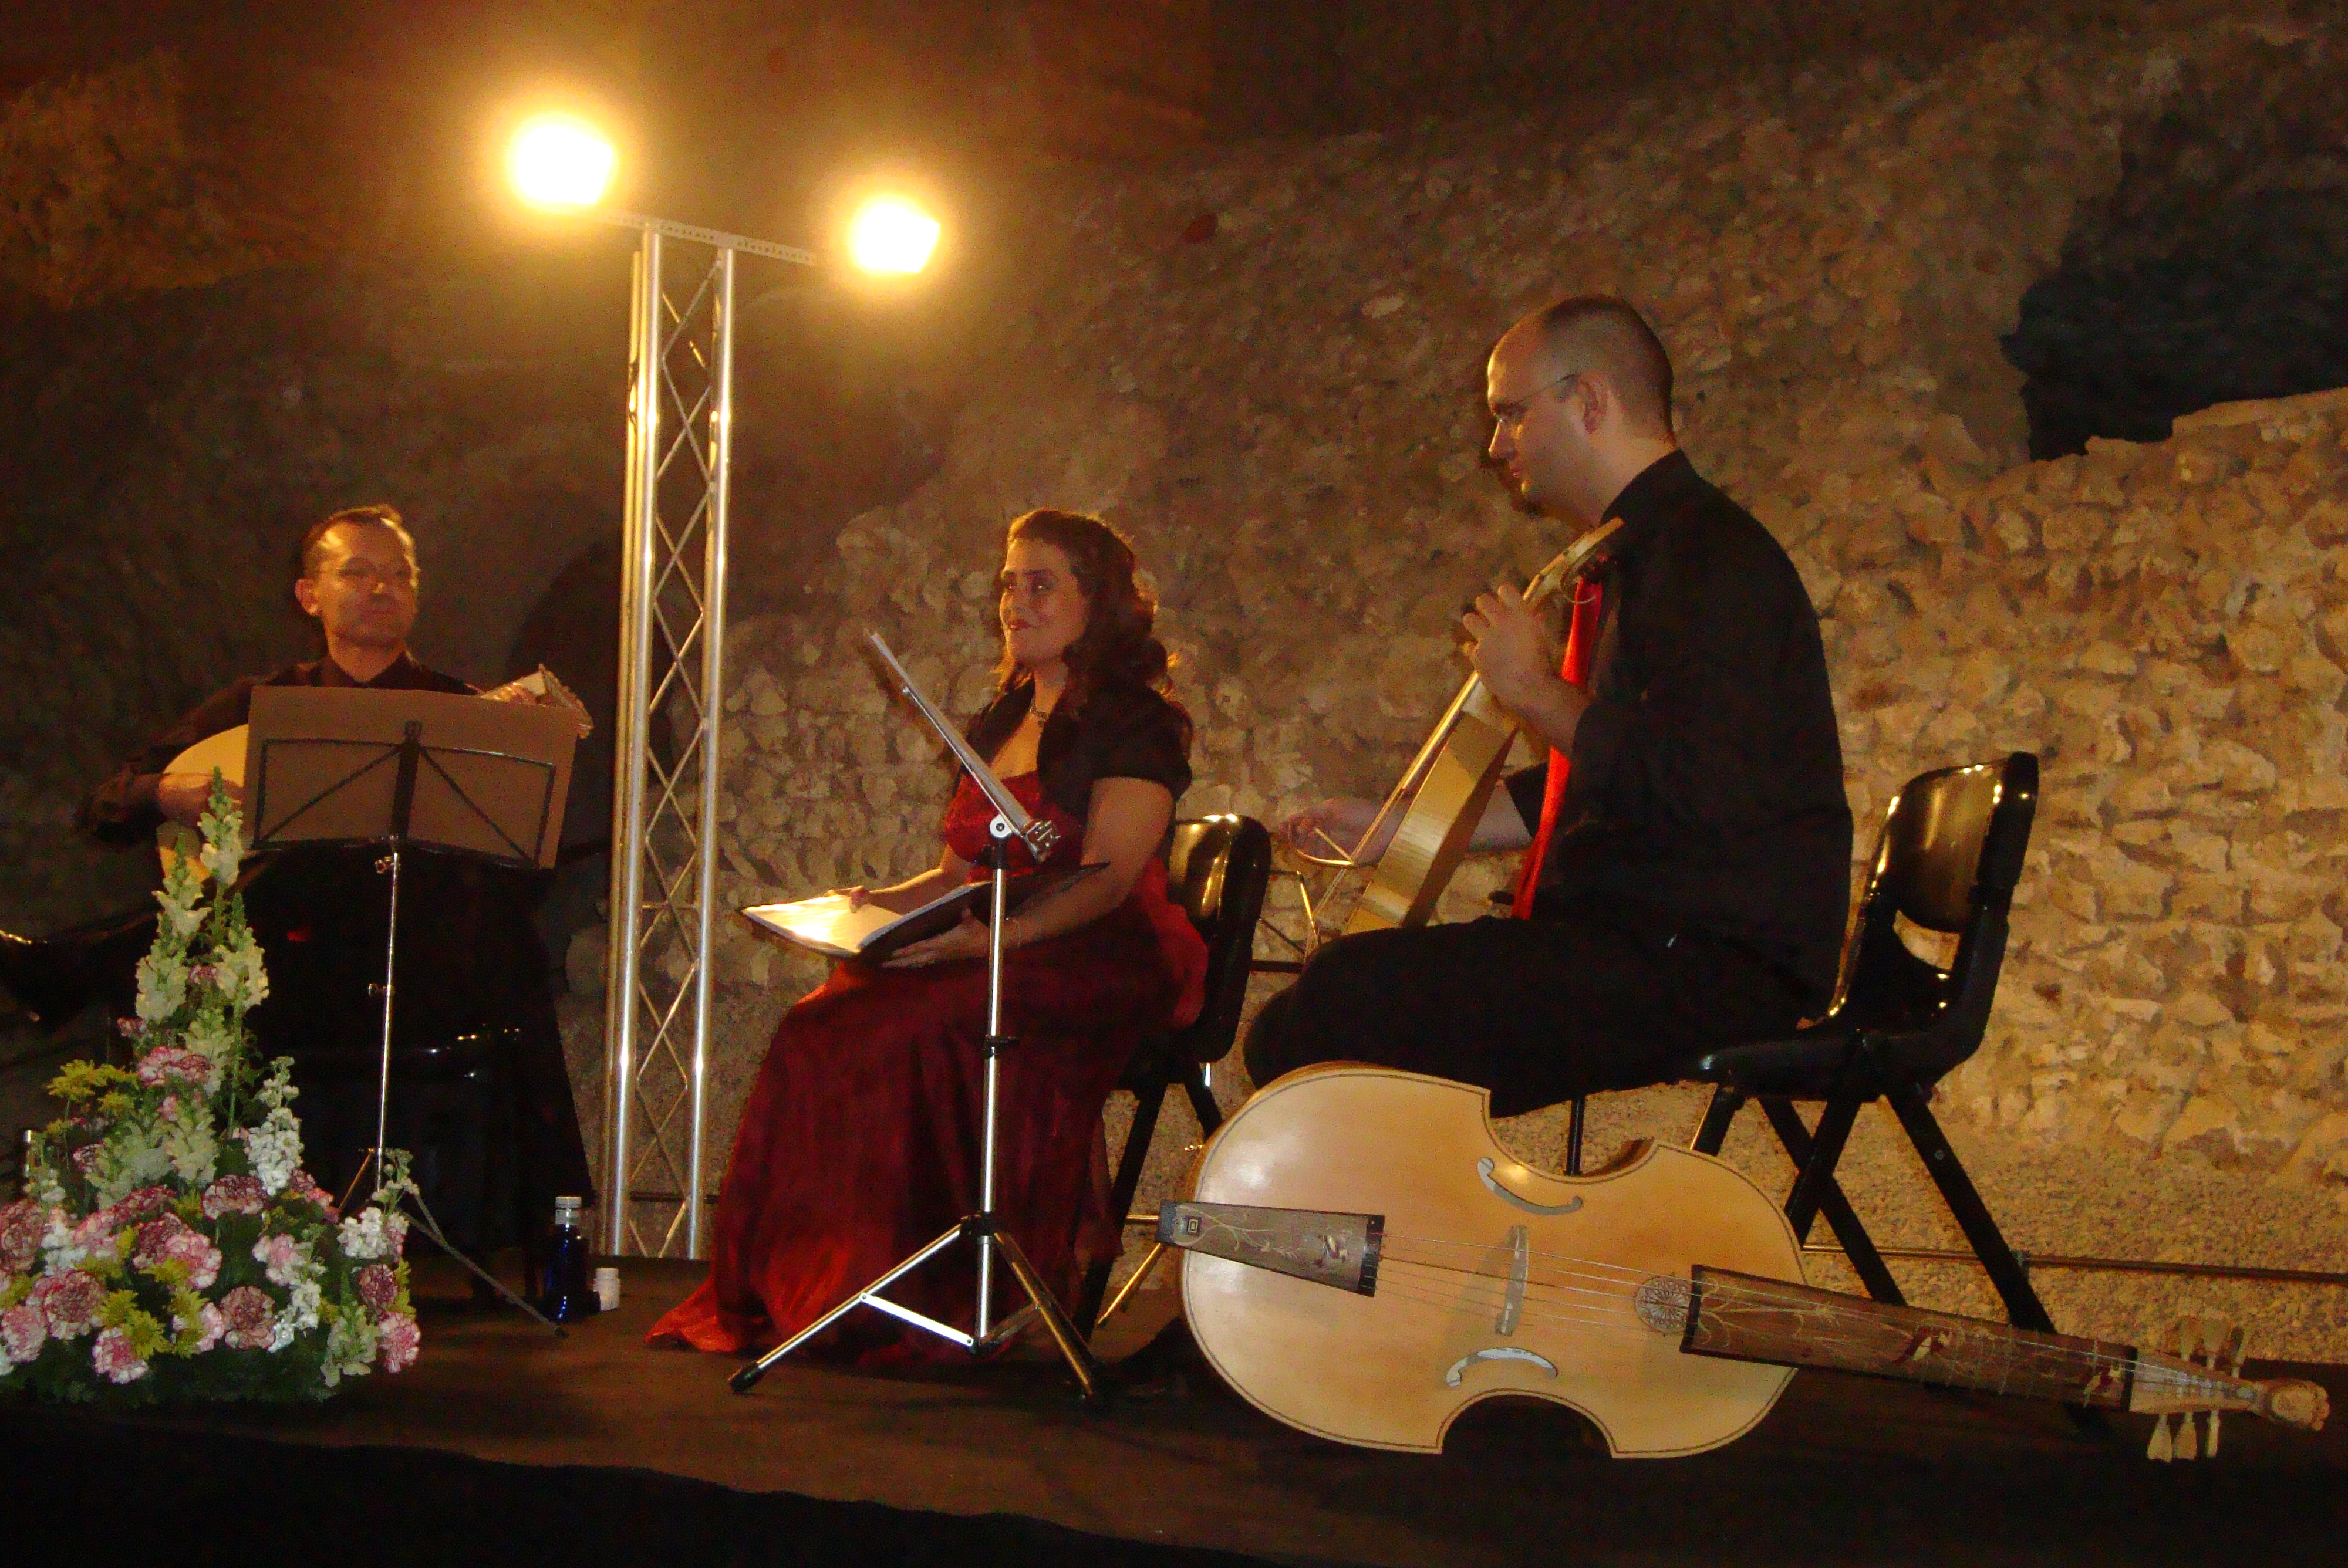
[846,196,940,275]
[510,114,616,209]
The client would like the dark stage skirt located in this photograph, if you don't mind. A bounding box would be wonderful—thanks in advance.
[649,775,1206,1362]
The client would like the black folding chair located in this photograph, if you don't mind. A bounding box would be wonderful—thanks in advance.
[1676,753,2057,1333]
[1075,814,1271,1335]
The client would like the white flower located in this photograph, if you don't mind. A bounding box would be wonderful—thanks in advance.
[270,1278,322,1352]
[256,1059,299,1111]
[207,938,268,1012]
[197,791,245,885]
[239,1105,303,1195]
[133,951,190,1024]
[336,1207,406,1262]
[161,1114,220,1189]
[155,859,205,939]
[320,1305,381,1388]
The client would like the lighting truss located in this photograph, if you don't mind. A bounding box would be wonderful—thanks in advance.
[602,216,813,1258]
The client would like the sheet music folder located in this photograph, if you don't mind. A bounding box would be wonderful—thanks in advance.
[245,687,579,868]
[745,863,1103,962]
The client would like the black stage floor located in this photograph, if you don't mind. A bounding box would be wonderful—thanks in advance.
[11,1258,2346,1567]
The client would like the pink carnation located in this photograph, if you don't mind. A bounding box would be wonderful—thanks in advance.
[377,1310,420,1373]
[66,1210,119,1260]
[355,1263,400,1312]
[32,1269,105,1340]
[0,1199,44,1273]
[133,1214,222,1290]
[220,1285,276,1350]
[69,1143,101,1176]
[285,1170,338,1217]
[1,1300,46,1362]
[91,1325,149,1384]
[110,1186,176,1225]
[175,1300,226,1354]
[200,1174,267,1219]
[252,1232,307,1286]
[134,1045,216,1089]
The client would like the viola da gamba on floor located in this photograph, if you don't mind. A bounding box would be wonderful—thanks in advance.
[1176,1064,1802,1457]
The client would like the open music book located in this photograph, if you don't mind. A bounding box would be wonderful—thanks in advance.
[744,862,1103,962]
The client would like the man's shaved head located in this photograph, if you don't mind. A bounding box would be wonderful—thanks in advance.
[1531,295,1674,438]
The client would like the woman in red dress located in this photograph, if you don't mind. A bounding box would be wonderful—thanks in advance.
[650,509,1208,1361]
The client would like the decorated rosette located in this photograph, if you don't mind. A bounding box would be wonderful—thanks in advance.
[0,778,420,1404]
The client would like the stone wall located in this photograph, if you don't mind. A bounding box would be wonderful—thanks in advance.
[570,14,2348,1235]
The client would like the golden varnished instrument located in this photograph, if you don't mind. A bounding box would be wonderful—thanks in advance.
[1296,518,1621,935]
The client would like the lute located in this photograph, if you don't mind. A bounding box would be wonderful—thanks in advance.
[1297,519,1620,934]
[1161,1065,2329,1458]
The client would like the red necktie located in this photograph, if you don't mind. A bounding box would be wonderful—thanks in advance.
[1510,581,1603,919]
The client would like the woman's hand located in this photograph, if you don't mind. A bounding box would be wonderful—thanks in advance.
[831,885,872,910]
[882,911,991,969]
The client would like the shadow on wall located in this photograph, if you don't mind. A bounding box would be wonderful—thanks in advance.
[2002,37,2348,458]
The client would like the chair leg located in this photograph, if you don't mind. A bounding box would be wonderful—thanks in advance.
[1691,1086,1744,1154]
[1079,1081,1170,1335]
[1759,1096,1907,1307]
[1179,1066,1223,1140]
[1882,1077,2057,1334]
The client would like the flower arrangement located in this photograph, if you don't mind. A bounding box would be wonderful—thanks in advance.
[0,780,419,1404]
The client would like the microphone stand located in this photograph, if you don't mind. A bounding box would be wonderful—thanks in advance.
[729,639,1106,1400]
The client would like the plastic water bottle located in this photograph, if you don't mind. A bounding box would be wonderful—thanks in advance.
[539,1195,598,1322]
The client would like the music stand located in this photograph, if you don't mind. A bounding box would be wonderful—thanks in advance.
[728,634,1107,1400]
[246,687,579,1328]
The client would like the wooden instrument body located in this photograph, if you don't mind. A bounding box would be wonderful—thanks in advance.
[1342,684,1514,934]
[156,725,249,876]
[1180,1065,1802,1457]
[1337,518,1619,936]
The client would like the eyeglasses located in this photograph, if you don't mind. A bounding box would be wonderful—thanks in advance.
[330,562,416,589]
[1489,370,1583,430]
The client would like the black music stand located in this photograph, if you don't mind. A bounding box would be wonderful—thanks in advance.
[246,687,579,1329]
[727,634,1107,1400]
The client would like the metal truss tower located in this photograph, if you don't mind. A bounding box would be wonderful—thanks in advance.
[602,217,813,1258]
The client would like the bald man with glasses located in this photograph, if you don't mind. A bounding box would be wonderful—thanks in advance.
[1253,295,1854,1117]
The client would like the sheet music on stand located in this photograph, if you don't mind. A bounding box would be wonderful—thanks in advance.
[241,685,581,1334]
[865,633,1055,857]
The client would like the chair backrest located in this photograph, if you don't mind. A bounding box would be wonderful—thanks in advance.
[1159,815,1273,1065]
[1827,753,2038,1079]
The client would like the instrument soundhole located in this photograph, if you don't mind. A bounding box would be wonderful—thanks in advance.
[1633,1274,1691,1334]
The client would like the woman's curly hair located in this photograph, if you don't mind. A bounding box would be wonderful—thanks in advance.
[991,509,1175,708]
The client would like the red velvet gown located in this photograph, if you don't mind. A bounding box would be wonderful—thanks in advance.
[649,772,1207,1361]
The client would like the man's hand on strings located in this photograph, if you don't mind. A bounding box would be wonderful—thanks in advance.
[1277,797,1393,863]
[1460,584,1588,757]
[157,772,245,832]
[883,911,990,968]
[1460,583,1560,712]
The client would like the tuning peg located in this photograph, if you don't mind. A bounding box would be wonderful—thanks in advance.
[2148,1414,2175,1462]
[2222,1325,2248,1375]
[2177,1411,2201,1461]
[2201,1317,2229,1363]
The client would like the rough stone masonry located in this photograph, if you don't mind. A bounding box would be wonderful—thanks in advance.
[608,12,2348,1234]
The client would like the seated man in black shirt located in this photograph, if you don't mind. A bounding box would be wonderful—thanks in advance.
[1249,297,1853,1114]
[72,503,594,1252]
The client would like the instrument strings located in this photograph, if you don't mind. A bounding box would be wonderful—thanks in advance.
[1364,1234,2235,1396]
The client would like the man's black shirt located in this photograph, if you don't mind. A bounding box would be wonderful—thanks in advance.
[1506,450,1853,1012]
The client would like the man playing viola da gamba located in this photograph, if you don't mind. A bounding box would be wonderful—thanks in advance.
[1253,296,1854,1114]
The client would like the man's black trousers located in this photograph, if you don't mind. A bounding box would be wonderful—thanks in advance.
[1243,908,1809,1118]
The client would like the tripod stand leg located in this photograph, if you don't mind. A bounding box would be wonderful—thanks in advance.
[403,1187,565,1336]
[993,1229,1107,1402]
[728,1220,969,1394]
